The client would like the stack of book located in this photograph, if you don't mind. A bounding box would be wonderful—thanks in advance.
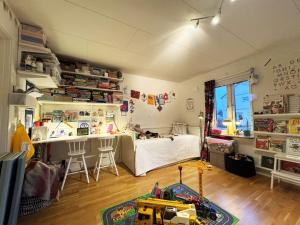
[0,152,26,225]
[19,24,46,47]
[288,95,300,113]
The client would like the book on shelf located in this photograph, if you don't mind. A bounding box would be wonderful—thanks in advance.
[286,137,300,156]
[254,118,274,132]
[288,119,300,134]
[255,135,270,150]
[269,138,285,152]
[273,120,288,133]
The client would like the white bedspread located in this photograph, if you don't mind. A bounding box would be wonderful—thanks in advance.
[135,135,200,176]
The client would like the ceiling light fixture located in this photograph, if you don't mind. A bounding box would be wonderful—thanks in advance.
[191,0,225,28]
[211,12,221,25]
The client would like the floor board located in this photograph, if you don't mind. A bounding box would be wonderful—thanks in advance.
[18,161,300,225]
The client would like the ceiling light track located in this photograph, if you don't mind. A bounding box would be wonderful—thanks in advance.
[191,0,232,28]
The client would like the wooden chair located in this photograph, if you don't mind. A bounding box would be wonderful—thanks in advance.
[61,138,90,191]
[95,136,119,181]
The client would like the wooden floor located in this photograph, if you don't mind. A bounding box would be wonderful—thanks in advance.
[18,161,300,225]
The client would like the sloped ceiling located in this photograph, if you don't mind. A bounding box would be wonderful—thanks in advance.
[7,0,300,81]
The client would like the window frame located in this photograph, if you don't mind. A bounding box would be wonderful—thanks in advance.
[213,80,253,135]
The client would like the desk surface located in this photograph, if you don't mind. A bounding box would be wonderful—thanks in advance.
[32,133,130,144]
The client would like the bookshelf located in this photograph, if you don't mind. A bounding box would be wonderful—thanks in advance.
[253,113,300,118]
[38,100,121,107]
[253,113,300,174]
[17,70,59,89]
[61,70,123,82]
[253,131,300,137]
[58,84,123,93]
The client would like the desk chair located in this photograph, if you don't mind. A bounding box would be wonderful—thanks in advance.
[61,138,90,191]
[95,136,119,181]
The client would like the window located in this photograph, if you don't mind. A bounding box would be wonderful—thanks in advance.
[215,86,228,130]
[233,81,252,131]
[214,80,252,134]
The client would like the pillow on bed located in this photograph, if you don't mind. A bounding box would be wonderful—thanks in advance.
[171,122,187,135]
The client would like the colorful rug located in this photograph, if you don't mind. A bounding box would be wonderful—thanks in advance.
[100,183,239,225]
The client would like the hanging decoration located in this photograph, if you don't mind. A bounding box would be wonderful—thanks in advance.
[120,100,128,112]
[129,99,135,113]
[141,93,147,102]
[131,90,140,99]
[147,95,155,105]
[157,105,163,112]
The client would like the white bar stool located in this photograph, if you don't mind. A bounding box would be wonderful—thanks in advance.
[61,138,90,191]
[95,136,119,181]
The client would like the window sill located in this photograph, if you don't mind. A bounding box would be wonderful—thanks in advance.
[211,134,254,139]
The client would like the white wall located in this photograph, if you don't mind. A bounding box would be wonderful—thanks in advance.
[178,37,300,163]
[0,0,19,153]
[121,73,181,134]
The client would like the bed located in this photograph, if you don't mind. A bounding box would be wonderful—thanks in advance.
[121,134,200,176]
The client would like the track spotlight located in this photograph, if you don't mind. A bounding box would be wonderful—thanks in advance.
[211,13,220,25]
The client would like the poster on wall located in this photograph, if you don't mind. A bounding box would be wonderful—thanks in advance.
[131,90,140,99]
[272,57,300,91]
[147,95,155,105]
[141,93,147,102]
[120,100,129,116]
[186,98,194,111]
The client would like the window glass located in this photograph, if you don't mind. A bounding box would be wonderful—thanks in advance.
[215,86,227,130]
[233,80,252,131]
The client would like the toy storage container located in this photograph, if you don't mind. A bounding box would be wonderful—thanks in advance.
[207,137,236,169]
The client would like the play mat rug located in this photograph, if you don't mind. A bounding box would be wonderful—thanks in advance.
[100,183,239,225]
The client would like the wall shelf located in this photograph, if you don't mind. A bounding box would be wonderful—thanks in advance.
[61,70,123,82]
[17,70,58,89]
[253,113,300,118]
[253,131,300,137]
[253,148,278,155]
[58,85,123,93]
[9,93,37,108]
[256,165,273,172]
[38,100,122,107]
[19,42,52,54]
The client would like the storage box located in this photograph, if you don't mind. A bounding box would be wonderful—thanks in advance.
[210,150,227,169]
[225,154,256,177]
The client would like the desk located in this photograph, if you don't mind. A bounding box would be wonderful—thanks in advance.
[32,133,130,144]
[32,133,130,162]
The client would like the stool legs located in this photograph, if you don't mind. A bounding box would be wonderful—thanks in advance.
[109,151,119,176]
[82,155,90,184]
[95,151,119,182]
[96,153,103,182]
[61,156,72,191]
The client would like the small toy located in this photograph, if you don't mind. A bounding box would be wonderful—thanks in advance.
[136,198,203,225]
[178,161,211,199]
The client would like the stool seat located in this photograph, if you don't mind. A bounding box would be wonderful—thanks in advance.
[98,147,113,152]
[68,150,86,156]
[95,136,119,181]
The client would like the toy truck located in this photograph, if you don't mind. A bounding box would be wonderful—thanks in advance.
[136,198,204,225]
